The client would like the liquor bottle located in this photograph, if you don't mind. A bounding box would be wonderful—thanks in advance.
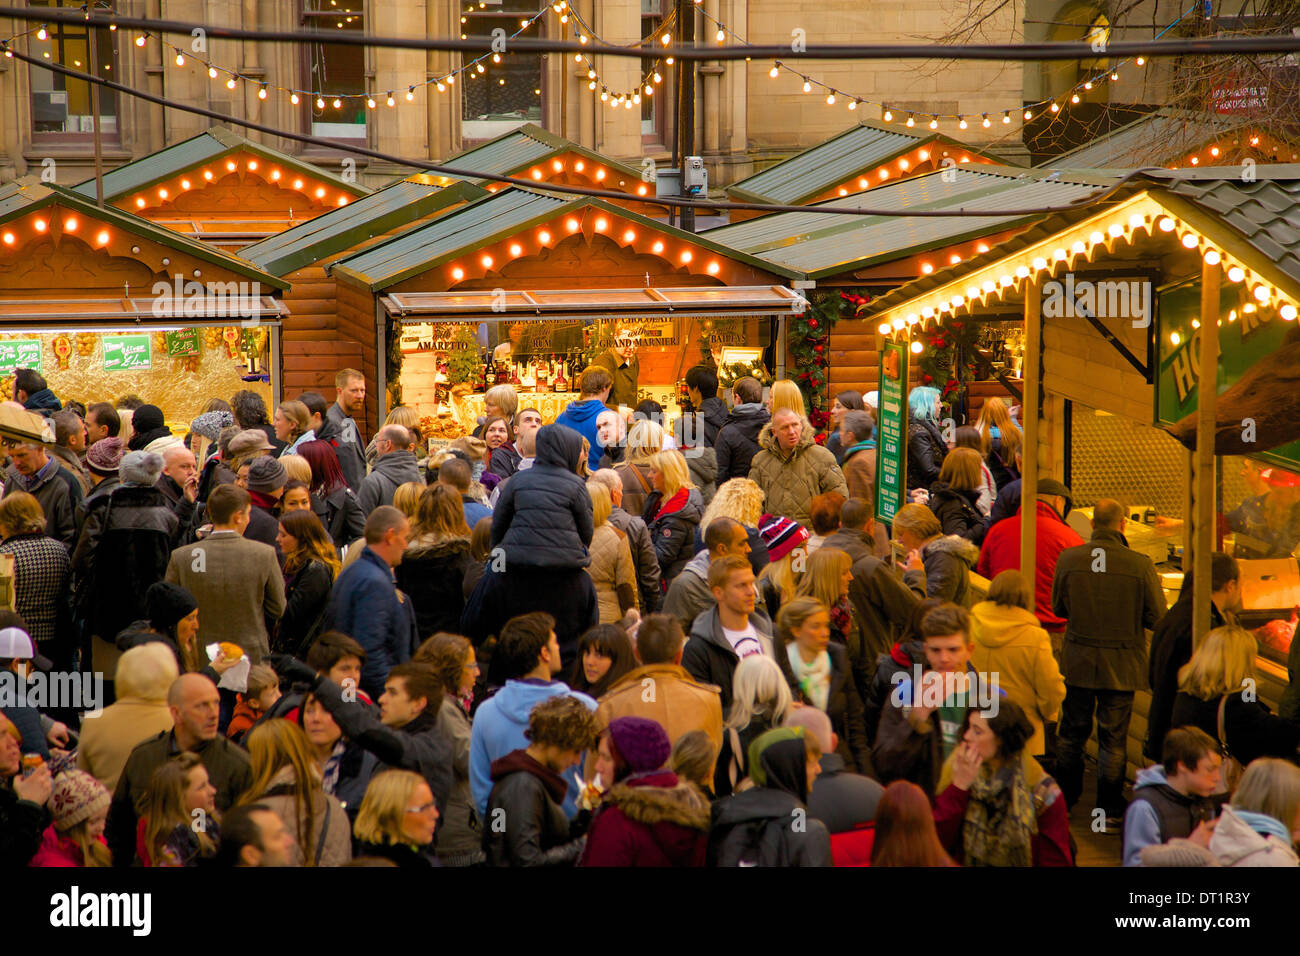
[535,356,548,391]
[553,356,567,393]
[485,360,497,388]
[510,360,521,386]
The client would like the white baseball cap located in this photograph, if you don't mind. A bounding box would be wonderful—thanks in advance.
[0,626,51,670]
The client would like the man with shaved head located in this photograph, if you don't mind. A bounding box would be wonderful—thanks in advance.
[155,443,200,526]
[357,423,422,515]
[1052,497,1167,828]
[105,673,253,865]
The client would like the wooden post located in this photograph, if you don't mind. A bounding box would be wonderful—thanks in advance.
[1021,279,1040,614]
[1191,258,1220,648]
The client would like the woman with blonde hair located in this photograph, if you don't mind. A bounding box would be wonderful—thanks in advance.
[1170,625,1300,769]
[643,449,704,585]
[974,396,1022,491]
[768,379,806,419]
[584,481,638,624]
[614,418,667,518]
[240,719,352,866]
[794,546,870,703]
[697,476,769,572]
[279,453,312,486]
[969,570,1065,758]
[275,510,340,657]
[756,514,810,620]
[776,596,870,773]
[397,483,473,638]
[353,769,439,867]
[714,655,795,798]
[1142,758,1300,867]
[391,480,425,522]
[928,447,988,544]
[274,400,313,455]
[475,385,519,438]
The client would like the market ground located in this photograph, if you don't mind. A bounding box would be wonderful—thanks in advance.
[1069,761,1124,866]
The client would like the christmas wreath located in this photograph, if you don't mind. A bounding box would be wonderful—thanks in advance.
[788,291,867,434]
[916,315,984,414]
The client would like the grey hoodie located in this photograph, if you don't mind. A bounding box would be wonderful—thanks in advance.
[356,449,422,515]
[663,548,714,628]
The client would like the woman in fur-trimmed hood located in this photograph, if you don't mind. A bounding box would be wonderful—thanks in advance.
[580,717,711,867]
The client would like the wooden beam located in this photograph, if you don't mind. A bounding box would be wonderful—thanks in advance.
[1021,278,1041,614]
[1191,258,1220,649]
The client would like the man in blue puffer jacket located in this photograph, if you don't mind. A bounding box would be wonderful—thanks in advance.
[461,424,598,666]
[555,367,613,472]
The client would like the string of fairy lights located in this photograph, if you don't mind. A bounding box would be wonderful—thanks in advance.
[10,0,1203,130]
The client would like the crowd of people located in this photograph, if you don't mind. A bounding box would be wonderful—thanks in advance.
[1,362,1297,869]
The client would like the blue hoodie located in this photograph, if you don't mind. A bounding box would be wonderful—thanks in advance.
[554,398,606,471]
[469,679,597,819]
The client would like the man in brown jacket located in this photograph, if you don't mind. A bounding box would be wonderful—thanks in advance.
[164,484,284,663]
[839,409,877,503]
[587,613,723,778]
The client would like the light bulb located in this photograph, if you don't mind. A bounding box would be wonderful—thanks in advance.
[769,65,779,78]
[958,117,968,130]
[208,66,218,79]
[1024,109,1033,120]
[291,93,300,104]
[981,113,991,128]
[175,53,185,66]
[883,109,893,122]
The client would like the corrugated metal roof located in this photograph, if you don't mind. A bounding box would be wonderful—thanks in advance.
[330,188,571,289]
[329,185,798,291]
[864,166,1300,316]
[0,178,288,288]
[241,179,487,275]
[441,123,643,184]
[1037,109,1250,170]
[725,120,1011,205]
[71,127,371,201]
[706,167,1115,278]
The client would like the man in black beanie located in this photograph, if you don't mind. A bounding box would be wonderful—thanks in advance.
[126,404,179,454]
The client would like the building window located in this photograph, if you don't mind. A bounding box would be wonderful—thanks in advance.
[302,0,366,141]
[641,0,666,142]
[461,0,544,140]
[29,0,118,141]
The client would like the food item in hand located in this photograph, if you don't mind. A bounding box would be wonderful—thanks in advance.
[21,754,44,777]
[219,642,245,661]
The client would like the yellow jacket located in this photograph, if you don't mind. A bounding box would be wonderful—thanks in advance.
[970,601,1067,757]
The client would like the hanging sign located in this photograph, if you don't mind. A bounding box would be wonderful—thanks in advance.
[0,339,42,374]
[876,340,908,524]
[103,334,153,371]
[165,329,202,357]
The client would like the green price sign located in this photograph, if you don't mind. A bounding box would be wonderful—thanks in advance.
[103,334,153,372]
[875,339,908,524]
[165,328,201,357]
[0,339,42,374]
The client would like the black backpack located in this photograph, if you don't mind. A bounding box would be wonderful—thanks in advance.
[712,814,792,867]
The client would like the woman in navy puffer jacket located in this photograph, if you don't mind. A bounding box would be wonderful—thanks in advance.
[461,424,598,668]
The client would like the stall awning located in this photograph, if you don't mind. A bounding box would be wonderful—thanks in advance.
[0,296,287,329]
[379,285,808,321]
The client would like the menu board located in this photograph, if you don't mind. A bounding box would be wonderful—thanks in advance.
[875,340,908,524]
[0,339,41,374]
[103,334,153,371]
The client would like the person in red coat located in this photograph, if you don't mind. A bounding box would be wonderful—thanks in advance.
[932,699,1072,866]
[580,716,710,867]
[976,480,1082,634]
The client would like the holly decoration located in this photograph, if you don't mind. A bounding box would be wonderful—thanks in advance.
[784,290,878,439]
[917,315,985,417]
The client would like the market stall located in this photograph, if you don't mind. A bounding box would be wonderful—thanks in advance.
[71,127,371,250]
[326,185,802,434]
[0,178,288,427]
[863,164,1300,762]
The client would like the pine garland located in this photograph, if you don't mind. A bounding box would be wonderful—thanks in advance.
[787,290,869,433]
[917,315,985,413]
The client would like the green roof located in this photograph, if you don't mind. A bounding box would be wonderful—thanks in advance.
[864,165,1300,316]
[0,178,288,289]
[705,166,1117,279]
[440,123,643,186]
[71,127,372,202]
[241,178,488,276]
[329,185,797,291]
[725,120,1014,206]
[1037,109,1285,171]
